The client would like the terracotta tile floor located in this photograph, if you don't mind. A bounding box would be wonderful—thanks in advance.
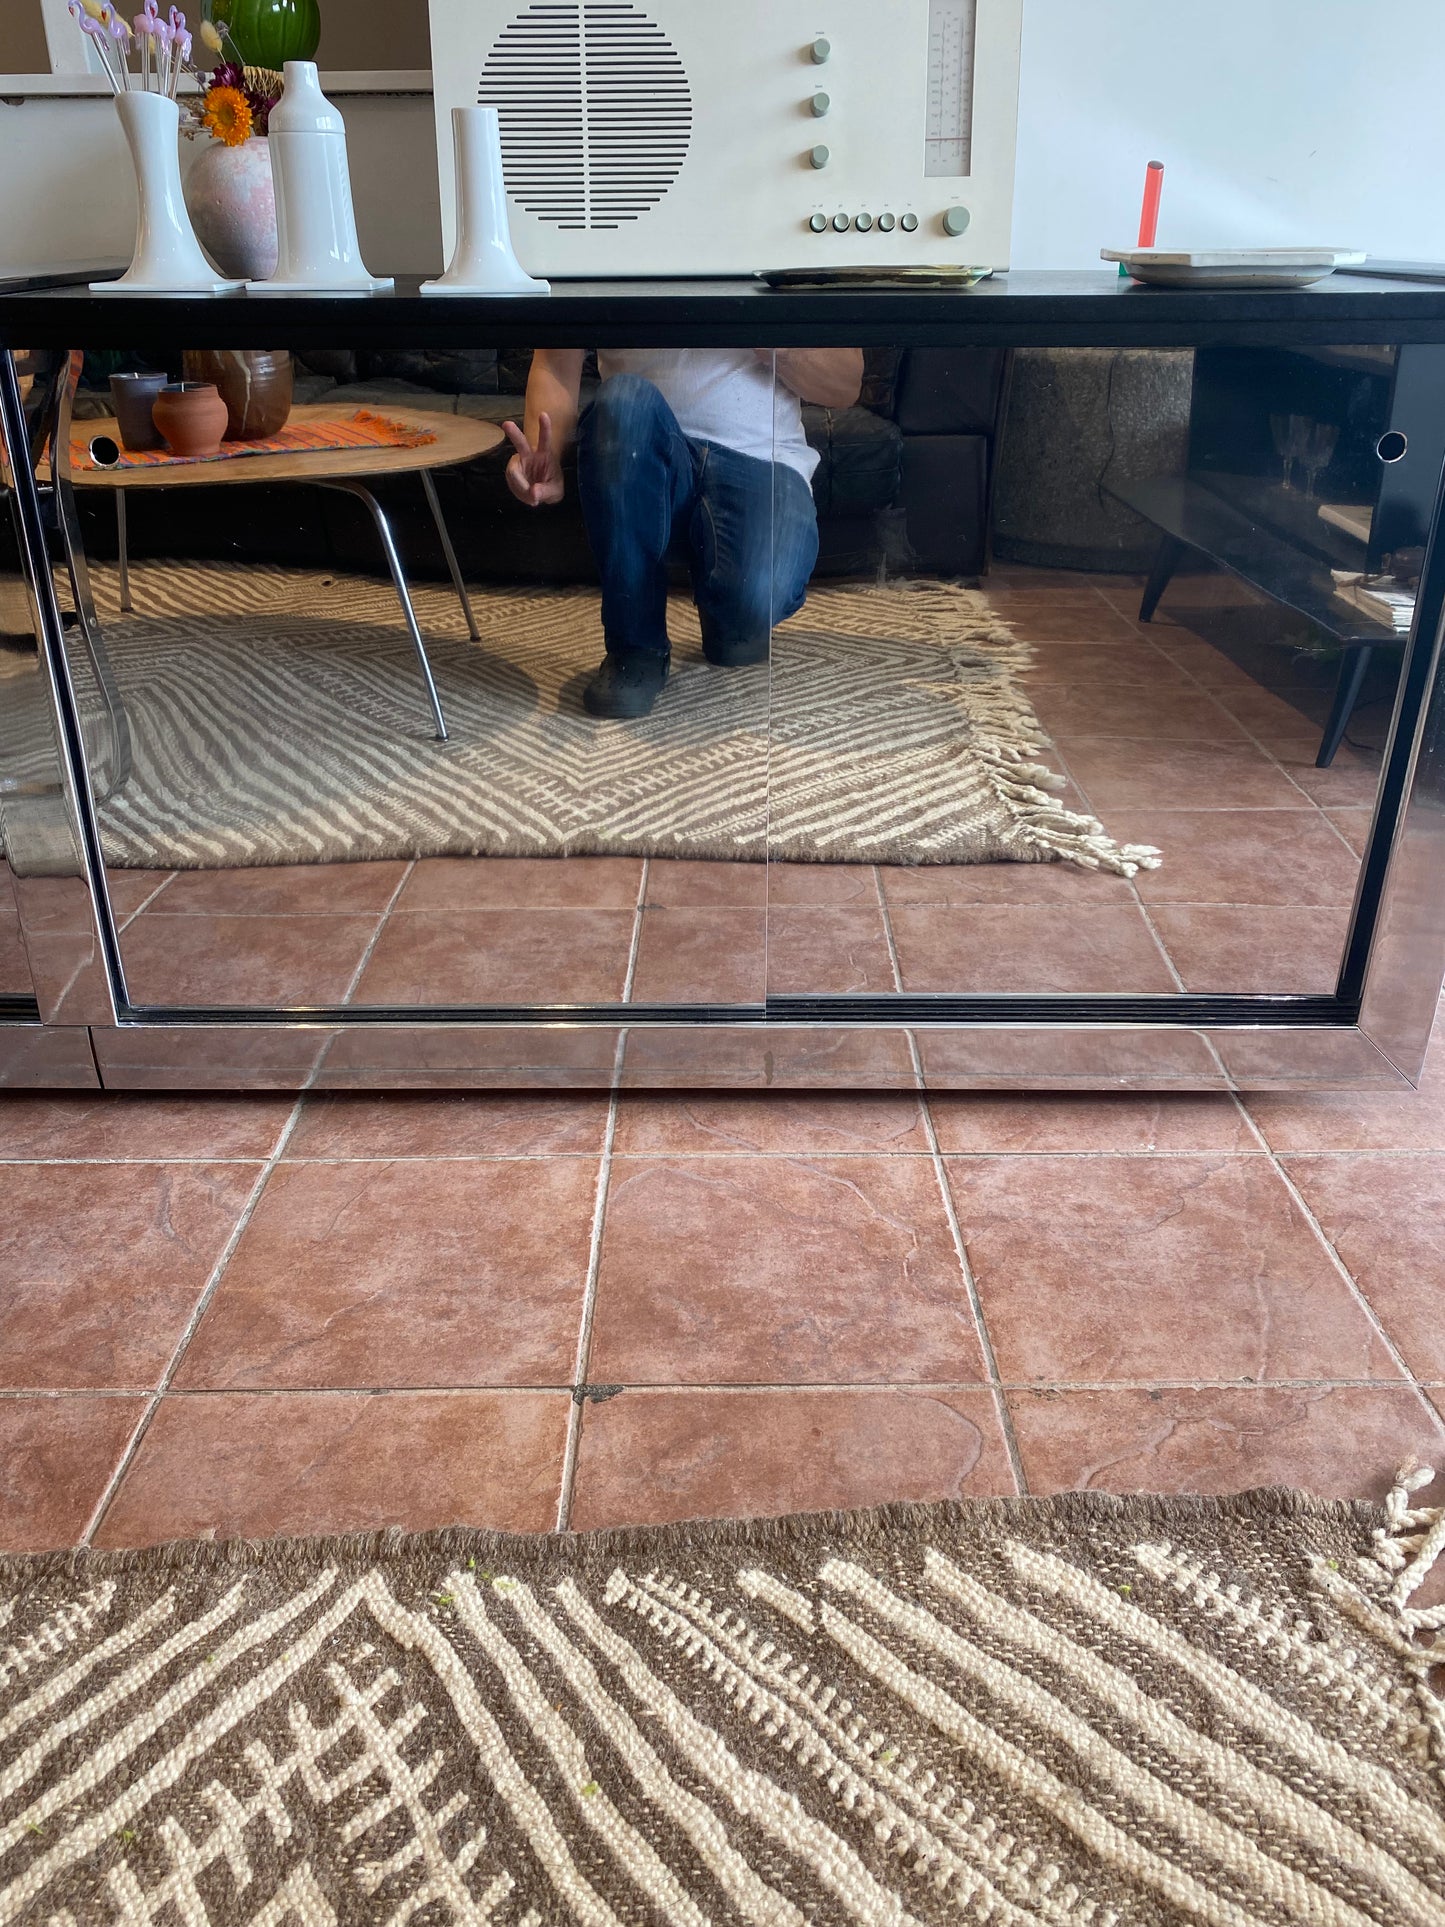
[100,566,1383,1008]
[4,1016,1443,1551]
[5,565,1436,1551]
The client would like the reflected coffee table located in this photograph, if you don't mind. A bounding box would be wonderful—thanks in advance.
[59,403,505,743]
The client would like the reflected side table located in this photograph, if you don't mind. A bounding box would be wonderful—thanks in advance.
[51,402,505,744]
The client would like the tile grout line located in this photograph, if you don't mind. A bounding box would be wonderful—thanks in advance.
[1128,604,1367,819]
[621,859,650,1005]
[1068,581,1373,837]
[336,859,416,1006]
[10,1145,1442,1166]
[873,866,1029,1495]
[115,873,178,932]
[1226,1091,1425,1391]
[78,1094,309,1548]
[14,1375,1440,1401]
[554,1093,621,1532]
[1048,740,1189,992]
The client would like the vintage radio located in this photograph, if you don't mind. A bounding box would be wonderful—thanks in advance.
[427,0,1024,276]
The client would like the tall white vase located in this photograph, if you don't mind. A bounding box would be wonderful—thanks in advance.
[92,92,243,295]
[249,62,392,293]
[421,107,550,296]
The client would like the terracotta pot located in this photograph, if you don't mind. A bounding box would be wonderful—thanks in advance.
[183,348,293,441]
[183,135,278,282]
[151,382,229,459]
[108,371,168,451]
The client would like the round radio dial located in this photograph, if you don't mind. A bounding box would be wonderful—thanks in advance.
[809,144,830,170]
[942,205,971,236]
[810,90,830,116]
[809,35,831,62]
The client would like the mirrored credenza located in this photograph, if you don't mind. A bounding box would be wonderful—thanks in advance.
[2,271,1443,1091]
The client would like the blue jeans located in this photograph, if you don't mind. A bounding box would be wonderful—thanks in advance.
[575,372,820,659]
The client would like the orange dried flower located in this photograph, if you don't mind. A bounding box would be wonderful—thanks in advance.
[201,84,253,147]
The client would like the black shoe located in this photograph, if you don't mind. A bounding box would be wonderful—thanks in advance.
[582,650,669,718]
[702,634,770,667]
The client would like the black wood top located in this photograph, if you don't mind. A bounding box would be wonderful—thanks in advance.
[6,270,1445,351]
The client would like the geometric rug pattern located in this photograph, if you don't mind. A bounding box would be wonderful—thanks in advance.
[2,1479,1441,1924]
[15,563,1159,875]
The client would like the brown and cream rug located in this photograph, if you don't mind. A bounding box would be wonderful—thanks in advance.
[5,562,1160,877]
[3,1474,1442,1925]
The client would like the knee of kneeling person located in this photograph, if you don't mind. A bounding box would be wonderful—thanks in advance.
[582,372,666,450]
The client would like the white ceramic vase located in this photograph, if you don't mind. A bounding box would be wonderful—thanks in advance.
[249,61,392,293]
[92,91,242,295]
[184,135,279,282]
[422,107,550,296]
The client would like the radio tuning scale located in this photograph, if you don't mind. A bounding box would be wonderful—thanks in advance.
[925,0,977,177]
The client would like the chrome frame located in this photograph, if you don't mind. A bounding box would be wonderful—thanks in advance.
[4,324,1444,1092]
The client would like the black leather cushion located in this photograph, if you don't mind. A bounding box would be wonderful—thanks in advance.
[900,434,989,575]
[361,349,501,394]
[894,348,1006,435]
[293,348,359,383]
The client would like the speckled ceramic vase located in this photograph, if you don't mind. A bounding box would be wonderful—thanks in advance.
[182,349,293,440]
[183,135,279,282]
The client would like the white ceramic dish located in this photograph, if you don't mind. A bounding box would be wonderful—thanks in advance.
[1100,248,1367,289]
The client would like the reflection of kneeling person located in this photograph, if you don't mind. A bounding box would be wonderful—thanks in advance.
[504,348,864,718]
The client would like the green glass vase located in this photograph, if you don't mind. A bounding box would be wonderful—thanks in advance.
[214,0,321,69]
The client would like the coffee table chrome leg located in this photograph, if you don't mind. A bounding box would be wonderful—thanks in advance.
[322,480,448,741]
[115,491,132,613]
[50,352,134,798]
[420,469,479,642]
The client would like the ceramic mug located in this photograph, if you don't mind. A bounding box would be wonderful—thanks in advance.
[108,371,168,452]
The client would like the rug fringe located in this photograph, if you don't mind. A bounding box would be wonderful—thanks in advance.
[1315,1460,1445,1784]
[0,1485,1381,1587]
[884,581,1162,880]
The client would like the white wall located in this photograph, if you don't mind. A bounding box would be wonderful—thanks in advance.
[1011,0,1445,267]
[6,0,1445,280]
[0,95,443,279]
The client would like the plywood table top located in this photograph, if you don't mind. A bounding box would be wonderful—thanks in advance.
[56,403,506,489]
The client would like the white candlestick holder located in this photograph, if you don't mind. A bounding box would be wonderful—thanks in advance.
[422,107,550,296]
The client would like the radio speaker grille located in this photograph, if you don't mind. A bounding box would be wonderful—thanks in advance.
[479,1,693,230]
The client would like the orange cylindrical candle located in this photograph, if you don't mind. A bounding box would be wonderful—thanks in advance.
[1137,160,1165,248]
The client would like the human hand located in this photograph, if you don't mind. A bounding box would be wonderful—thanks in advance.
[502,411,564,506]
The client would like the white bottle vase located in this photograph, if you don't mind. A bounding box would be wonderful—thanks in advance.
[92,92,243,295]
[248,61,392,293]
[421,107,550,296]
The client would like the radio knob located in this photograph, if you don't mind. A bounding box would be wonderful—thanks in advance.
[809,144,830,169]
[810,90,830,116]
[942,205,971,236]
[809,35,831,62]
[808,212,828,233]
[877,211,896,231]
[899,211,919,232]
[855,211,873,231]
[832,211,851,231]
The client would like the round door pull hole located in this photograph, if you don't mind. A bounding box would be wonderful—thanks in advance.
[1377,430,1408,463]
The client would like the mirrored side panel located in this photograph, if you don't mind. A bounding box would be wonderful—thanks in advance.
[47,341,777,1013]
[1,353,42,1007]
[2,348,83,1015]
[766,339,1424,1002]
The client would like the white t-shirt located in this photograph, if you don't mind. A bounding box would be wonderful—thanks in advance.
[596,348,820,486]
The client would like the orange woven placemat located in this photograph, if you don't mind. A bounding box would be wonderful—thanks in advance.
[72,409,438,471]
